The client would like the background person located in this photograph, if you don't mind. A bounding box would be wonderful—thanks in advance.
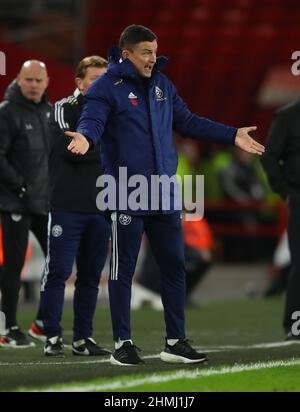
[41,56,111,357]
[262,100,300,340]
[0,60,51,348]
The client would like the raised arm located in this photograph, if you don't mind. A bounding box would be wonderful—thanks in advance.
[172,83,264,155]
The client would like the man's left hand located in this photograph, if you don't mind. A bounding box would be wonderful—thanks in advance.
[235,126,265,155]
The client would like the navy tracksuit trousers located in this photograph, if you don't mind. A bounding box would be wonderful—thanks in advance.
[109,211,186,342]
[41,212,110,341]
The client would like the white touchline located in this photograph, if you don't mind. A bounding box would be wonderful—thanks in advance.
[0,341,300,367]
[22,358,300,392]
[198,341,300,351]
[2,341,300,368]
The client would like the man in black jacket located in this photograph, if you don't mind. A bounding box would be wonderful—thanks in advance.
[0,60,51,347]
[40,56,111,357]
[262,101,300,340]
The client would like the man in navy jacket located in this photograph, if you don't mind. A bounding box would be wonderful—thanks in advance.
[66,25,265,365]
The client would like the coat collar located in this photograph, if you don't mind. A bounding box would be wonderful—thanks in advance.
[108,47,169,80]
[4,80,49,108]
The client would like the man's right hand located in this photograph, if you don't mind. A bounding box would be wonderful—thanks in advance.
[65,131,90,155]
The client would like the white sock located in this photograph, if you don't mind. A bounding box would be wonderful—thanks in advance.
[167,339,179,346]
[115,339,133,350]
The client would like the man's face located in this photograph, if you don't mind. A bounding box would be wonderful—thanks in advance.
[17,62,49,103]
[123,40,158,78]
[76,66,107,95]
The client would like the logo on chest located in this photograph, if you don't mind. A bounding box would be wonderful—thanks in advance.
[155,86,166,102]
[128,92,138,106]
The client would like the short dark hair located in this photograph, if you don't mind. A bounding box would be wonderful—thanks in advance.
[75,56,108,79]
[119,25,157,51]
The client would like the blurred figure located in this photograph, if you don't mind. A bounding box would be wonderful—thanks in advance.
[220,148,266,205]
[0,60,51,347]
[262,101,300,340]
[40,56,111,357]
[132,216,213,309]
[182,217,213,301]
[218,148,269,261]
[201,148,232,202]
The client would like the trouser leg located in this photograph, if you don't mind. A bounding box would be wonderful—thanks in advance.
[41,212,82,339]
[73,214,110,341]
[108,213,144,341]
[137,243,161,294]
[0,213,30,328]
[145,212,186,339]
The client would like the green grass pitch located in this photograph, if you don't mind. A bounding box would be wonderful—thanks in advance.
[1,297,300,392]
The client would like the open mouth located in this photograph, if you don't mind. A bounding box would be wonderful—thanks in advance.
[144,65,153,73]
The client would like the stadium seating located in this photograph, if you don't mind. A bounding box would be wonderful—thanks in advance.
[2,0,300,132]
[85,0,300,139]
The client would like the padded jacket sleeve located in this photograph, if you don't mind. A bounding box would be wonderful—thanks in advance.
[171,83,237,145]
[0,108,24,193]
[77,81,112,148]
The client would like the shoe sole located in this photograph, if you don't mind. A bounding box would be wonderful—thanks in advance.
[28,330,46,343]
[110,355,143,366]
[72,348,90,356]
[44,351,65,357]
[0,342,36,348]
[73,348,111,356]
[160,351,208,364]
[73,349,111,356]
[72,342,111,356]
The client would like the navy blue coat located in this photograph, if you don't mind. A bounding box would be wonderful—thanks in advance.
[77,49,237,214]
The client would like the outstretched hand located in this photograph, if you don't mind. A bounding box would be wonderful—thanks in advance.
[65,131,90,155]
[235,127,265,156]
